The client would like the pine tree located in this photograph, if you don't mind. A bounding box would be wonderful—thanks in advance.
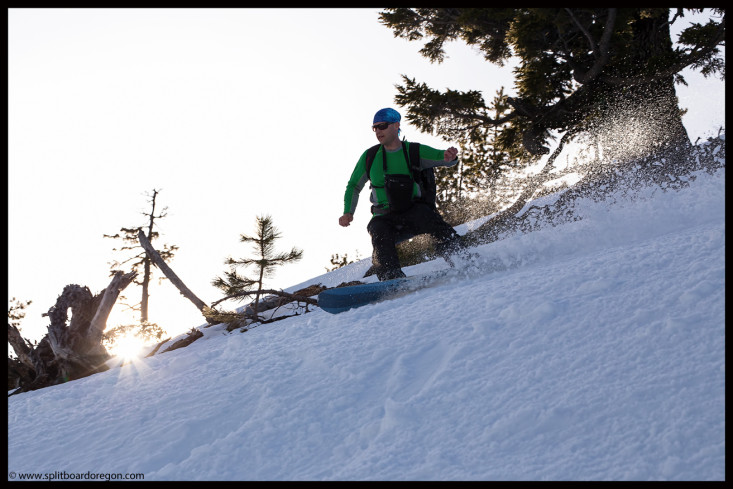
[382,8,725,164]
[213,215,303,323]
[435,87,515,225]
[104,189,178,325]
[8,297,32,331]
[8,298,34,389]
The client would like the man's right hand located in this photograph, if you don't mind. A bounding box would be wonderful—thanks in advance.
[339,213,353,227]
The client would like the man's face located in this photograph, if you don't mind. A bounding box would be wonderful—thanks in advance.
[372,121,399,143]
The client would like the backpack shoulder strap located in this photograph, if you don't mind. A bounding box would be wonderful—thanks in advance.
[406,141,421,176]
[406,141,438,207]
[364,144,381,180]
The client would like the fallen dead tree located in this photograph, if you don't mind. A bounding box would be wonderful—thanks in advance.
[206,284,324,332]
[137,229,210,316]
[8,271,136,396]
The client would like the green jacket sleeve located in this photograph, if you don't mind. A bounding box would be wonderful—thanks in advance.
[417,143,458,170]
[343,150,370,215]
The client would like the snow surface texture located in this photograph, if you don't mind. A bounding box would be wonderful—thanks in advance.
[8,147,725,481]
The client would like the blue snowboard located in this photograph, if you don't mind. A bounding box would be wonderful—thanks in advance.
[318,269,451,314]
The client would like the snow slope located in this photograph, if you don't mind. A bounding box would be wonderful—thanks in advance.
[7,145,725,481]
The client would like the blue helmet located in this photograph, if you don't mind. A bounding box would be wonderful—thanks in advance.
[373,108,401,125]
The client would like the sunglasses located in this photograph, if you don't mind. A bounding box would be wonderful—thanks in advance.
[372,122,393,131]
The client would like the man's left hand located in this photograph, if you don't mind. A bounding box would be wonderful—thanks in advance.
[444,147,458,162]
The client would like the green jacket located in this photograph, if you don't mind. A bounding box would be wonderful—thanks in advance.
[343,141,456,216]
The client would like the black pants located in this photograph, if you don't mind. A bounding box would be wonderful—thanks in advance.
[367,202,461,281]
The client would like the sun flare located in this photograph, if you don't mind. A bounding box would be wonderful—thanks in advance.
[110,333,145,361]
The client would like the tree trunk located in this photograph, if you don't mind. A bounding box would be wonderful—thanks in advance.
[594,10,691,164]
[141,190,159,323]
[141,258,151,323]
[8,271,136,395]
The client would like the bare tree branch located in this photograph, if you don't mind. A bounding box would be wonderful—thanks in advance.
[89,271,137,338]
[567,8,617,84]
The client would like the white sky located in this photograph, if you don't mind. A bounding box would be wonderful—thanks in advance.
[8,8,725,342]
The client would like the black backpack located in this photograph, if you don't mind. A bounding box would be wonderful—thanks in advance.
[364,141,437,208]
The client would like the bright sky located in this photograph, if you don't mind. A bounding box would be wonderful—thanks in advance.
[8,8,725,342]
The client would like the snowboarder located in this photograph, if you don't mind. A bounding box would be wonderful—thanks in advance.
[339,107,466,281]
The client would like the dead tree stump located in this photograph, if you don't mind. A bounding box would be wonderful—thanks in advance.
[8,270,136,395]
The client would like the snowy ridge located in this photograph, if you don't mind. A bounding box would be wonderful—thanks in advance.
[7,160,725,480]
